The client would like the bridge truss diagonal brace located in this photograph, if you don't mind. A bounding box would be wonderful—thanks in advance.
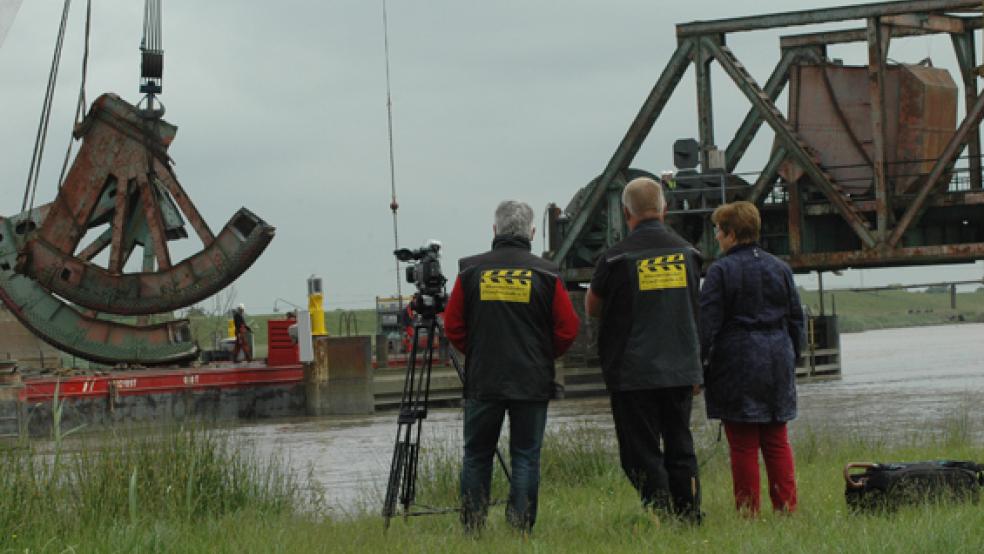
[699,36,877,249]
[725,46,825,173]
[549,39,695,265]
[750,146,788,204]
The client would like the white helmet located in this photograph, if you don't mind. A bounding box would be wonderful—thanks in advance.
[237,303,245,312]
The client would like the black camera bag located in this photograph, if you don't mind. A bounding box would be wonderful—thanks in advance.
[844,461,984,512]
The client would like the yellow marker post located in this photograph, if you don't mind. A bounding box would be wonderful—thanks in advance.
[308,275,328,336]
[227,318,236,338]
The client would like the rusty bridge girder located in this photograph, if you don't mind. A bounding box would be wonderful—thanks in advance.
[546,0,984,280]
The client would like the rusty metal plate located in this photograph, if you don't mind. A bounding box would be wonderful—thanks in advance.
[784,63,956,196]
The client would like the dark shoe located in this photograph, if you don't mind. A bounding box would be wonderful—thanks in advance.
[461,509,486,536]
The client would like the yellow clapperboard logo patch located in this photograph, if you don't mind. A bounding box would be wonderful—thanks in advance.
[480,269,532,303]
[637,253,686,291]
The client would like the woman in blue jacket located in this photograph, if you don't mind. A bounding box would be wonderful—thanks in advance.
[699,201,804,515]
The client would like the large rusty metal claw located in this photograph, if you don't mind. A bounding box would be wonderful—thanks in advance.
[0,93,273,365]
[0,218,198,365]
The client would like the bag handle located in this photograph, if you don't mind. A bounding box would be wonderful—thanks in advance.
[844,462,876,489]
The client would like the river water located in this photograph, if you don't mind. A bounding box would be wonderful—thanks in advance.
[232,323,984,514]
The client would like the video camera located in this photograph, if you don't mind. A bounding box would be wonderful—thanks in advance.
[394,240,447,316]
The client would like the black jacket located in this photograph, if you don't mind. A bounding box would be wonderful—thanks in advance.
[590,219,703,391]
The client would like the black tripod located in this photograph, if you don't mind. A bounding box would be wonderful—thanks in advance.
[381,296,510,528]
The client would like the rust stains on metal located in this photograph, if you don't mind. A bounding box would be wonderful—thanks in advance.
[0,92,274,365]
[788,242,984,271]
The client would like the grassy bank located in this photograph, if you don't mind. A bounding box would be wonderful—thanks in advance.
[0,425,323,552]
[797,287,984,332]
[3,412,983,552]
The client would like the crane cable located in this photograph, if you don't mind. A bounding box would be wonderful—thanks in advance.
[22,0,73,216]
[57,0,91,188]
[142,0,161,53]
[382,0,403,305]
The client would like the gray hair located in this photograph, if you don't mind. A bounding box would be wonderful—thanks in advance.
[494,200,535,239]
[621,177,666,217]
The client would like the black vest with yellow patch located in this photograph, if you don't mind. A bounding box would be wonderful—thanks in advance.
[457,235,559,401]
[608,245,703,390]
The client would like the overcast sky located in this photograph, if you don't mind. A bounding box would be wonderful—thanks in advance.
[1,0,982,312]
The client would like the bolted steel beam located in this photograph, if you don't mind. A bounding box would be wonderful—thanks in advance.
[882,12,967,31]
[867,17,892,239]
[677,0,981,37]
[951,30,983,190]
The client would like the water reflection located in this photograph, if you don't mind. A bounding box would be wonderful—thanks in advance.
[233,323,984,513]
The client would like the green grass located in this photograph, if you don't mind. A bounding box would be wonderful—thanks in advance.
[799,287,984,332]
[0,424,323,550]
[3,411,983,552]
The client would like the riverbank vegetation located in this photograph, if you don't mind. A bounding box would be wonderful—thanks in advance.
[798,286,984,333]
[2,409,982,552]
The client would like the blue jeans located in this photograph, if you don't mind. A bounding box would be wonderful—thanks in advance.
[460,399,548,531]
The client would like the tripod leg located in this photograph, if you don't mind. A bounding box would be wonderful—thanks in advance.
[382,308,431,525]
[400,422,422,518]
[382,424,408,528]
[401,320,438,516]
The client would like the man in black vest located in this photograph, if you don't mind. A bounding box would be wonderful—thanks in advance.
[444,200,580,533]
[585,177,703,523]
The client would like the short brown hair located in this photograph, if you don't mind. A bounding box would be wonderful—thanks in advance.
[712,201,760,244]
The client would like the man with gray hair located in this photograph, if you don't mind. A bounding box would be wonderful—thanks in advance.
[444,200,580,533]
[585,177,704,523]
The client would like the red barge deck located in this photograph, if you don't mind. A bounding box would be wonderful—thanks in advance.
[2,362,308,438]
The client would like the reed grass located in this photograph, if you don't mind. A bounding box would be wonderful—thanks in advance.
[0,424,322,548]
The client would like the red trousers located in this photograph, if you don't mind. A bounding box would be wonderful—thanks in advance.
[723,421,797,514]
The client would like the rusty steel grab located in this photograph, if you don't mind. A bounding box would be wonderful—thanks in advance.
[0,93,275,365]
[16,94,275,314]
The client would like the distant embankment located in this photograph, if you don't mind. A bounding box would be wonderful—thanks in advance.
[797,287,984,333]
[193,288,984,350]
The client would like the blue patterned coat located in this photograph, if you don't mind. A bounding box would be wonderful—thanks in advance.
[699,243,804,423]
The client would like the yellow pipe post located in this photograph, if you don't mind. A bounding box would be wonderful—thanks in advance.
[308,275,328,336]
